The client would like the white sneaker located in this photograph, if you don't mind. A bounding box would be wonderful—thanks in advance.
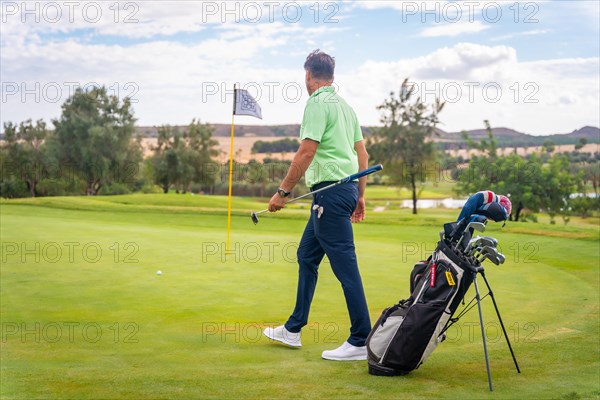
[322,341,367,361]
[263,325,301,347]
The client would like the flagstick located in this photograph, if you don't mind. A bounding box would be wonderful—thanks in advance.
[226,102,236,254]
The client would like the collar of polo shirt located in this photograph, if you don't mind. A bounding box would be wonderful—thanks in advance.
[310,85,334,98]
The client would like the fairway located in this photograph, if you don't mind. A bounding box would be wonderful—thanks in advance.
[1,194,599,399]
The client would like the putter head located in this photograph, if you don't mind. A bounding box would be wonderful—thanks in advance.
[250,212,259,225]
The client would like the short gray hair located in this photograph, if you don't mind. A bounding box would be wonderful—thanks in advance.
[304,49,335,80]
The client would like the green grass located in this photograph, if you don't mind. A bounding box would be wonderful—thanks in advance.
[1,194,599,399]
[364,180,457,201]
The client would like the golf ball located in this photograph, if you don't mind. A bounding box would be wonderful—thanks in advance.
[156,270,162,275]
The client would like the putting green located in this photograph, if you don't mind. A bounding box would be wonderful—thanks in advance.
[1,194,598,399]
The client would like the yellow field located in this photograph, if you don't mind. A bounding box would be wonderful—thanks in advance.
[141,136,295,163]
[140,136,599,164]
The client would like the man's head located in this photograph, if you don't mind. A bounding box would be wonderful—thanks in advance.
[304,49,335,95]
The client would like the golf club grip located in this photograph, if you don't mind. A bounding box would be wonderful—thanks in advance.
[340,164,383,183]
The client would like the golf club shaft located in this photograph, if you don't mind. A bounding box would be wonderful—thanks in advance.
[253,164,383,216]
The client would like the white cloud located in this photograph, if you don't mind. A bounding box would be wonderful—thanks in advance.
[357,43,517,81]
[419,21,490,37]
[1,5,597,138]
[334,45,599,135]
[491,29,551,42]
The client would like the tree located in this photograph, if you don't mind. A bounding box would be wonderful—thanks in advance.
[582,161,599,195]
[458,129,587,223]
[185,119,220,190]
[368,79,445,214]
[574,137,587,150]
[542,139,555,153]
[461,120,498,159]
[251,138,299,154]
[455,121,544,221]
[51,86,140,195]
[539,154,578,224]
[148,120,219,193]
[149,125,182,193]
[1,119,52,197]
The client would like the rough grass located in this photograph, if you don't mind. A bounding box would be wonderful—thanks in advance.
[0,193,598,399]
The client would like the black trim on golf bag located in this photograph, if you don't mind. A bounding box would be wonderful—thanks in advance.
[410,259,429,293]
[366,240,474,376]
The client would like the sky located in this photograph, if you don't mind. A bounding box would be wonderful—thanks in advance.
[1,0,599,135]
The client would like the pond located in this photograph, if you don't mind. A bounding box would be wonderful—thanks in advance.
[399,198,467,209]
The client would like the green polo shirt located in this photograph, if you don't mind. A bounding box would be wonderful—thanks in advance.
[300,86,363,188]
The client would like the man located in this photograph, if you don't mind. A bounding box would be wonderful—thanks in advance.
[262,50,371,361]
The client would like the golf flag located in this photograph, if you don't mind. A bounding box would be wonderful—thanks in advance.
[227,86,262,253]
[233,88,262,119]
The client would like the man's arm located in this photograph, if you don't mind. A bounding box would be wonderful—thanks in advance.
[280,139,319,192]
[354,140,369,198]
[352,140,369,222]
[268,139,319,212]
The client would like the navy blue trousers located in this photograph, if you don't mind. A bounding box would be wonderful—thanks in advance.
[284,182,372,347]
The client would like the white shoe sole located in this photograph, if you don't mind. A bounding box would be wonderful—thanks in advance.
[321,353,367,361]
[263,329,301,348]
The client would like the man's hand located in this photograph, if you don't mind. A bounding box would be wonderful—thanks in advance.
[351,197,366,223]
[268,193,287,212]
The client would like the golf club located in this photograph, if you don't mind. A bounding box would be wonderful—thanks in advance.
[482,236,499,247]
[496,252,506,265]
[454,221,486,251]
[467,237,497,256]
[469,246,485,263]
[250,164,383,225]
[465,236,483,254]
[477,253,491,265]
[482,253,501,266]
[477,246,501,265]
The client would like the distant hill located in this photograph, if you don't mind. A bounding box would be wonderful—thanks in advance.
[134,124,599,148]
[551,126,600,141]
[437,126,599,149]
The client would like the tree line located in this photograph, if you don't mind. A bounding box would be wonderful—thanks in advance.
[1,83,598,223]
[251,138,299,154]
[1,87,142,197]
[0,86,297,199]
[367,79,599,222]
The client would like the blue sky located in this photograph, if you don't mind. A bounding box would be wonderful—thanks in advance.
[1,1,599,135]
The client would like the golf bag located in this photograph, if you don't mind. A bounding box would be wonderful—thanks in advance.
[366,240,475,376]
[366,196,520,390]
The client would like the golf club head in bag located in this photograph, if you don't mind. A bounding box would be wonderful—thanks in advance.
[454,221,486,251]
[481,236,499,247]
[478,246,501,265]
[466,236,497,257]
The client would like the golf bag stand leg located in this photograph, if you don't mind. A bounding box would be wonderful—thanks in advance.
[480,271,521,373]
[472,272,494,392]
